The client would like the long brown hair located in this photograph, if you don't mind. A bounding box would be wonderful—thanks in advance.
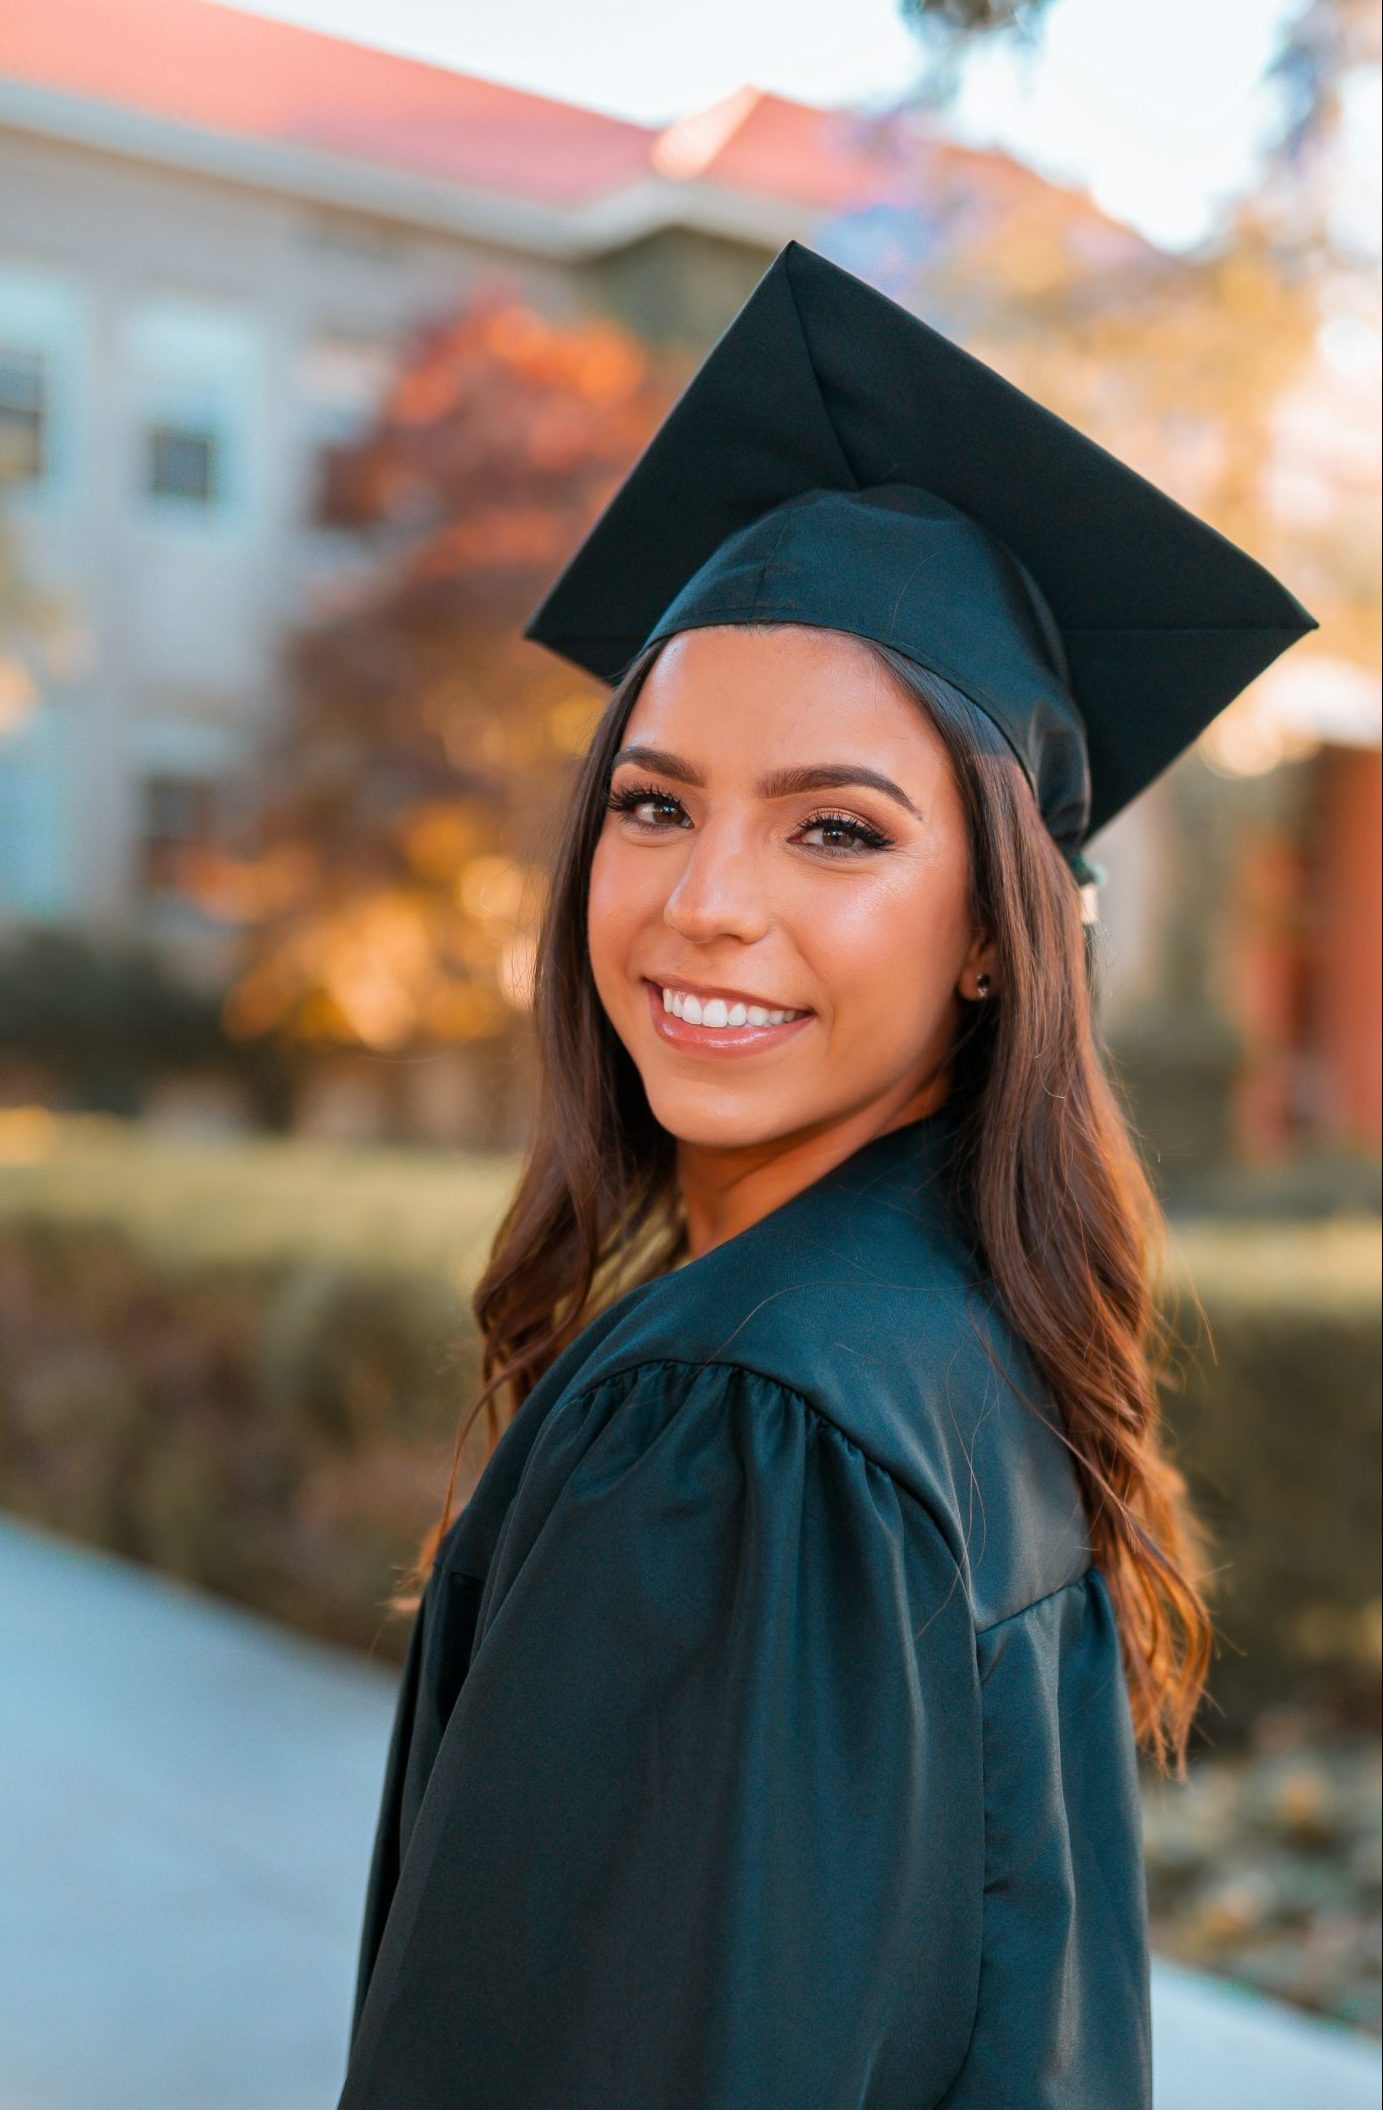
[389,626,1215,1781]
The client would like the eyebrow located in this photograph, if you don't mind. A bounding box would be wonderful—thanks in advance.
[608,744,924,822]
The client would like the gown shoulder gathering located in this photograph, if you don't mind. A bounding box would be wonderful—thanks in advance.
[337,1107,1153,2109]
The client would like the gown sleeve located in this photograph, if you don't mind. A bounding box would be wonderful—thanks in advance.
[338,1358,986,2110]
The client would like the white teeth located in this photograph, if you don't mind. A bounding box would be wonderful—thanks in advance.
[661,987,804,1029]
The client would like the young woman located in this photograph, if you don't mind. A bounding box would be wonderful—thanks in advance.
[337,242,1317,2109]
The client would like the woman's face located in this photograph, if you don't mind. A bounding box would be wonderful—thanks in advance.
[587,623,994,1154]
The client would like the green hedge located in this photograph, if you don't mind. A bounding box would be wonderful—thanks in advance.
[1,1114,1377,1739]
[0,1113,515,1654]
[1154,1218,1381,1743]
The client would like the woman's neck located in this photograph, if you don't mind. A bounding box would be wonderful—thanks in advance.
[674,1073,954,1262]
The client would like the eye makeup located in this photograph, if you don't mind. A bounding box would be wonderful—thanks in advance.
[603,780,896,858]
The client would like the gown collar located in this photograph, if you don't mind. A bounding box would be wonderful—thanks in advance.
[673,1094,968,1273]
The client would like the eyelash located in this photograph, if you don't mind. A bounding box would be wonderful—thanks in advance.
[604,781,896,858]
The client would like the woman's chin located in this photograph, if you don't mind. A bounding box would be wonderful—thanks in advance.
[640,1080,809,1154]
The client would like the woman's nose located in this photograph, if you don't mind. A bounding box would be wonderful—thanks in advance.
[661,829,772,944]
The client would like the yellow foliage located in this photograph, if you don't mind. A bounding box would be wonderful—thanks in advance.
[422,981,505,1039]
[0,1106,57,1162]
[456,855,545,926]
[547,693,601,755]
[222,970,288,1040]
[398,802,486,882]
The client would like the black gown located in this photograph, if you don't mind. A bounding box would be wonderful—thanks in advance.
[337,1102,1153,2108]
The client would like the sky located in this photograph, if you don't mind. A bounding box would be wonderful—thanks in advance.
[229,0,1305,251]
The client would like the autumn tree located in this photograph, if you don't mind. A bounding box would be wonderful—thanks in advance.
[189,289,685,1142]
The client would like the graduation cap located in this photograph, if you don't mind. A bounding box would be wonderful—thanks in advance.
[522,238,1318,864]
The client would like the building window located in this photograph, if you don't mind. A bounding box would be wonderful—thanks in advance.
[0,266,88,508]
[138,772,220,893]
[125,300,262,530]
[0,347,46,482]
[146,423,218,504]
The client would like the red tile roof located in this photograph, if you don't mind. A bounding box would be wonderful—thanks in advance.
[0,0,1138,246]
[654,83,1149,256]
[652,86,894,206]
[0,0,654,206]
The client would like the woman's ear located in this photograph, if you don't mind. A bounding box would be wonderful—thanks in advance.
[958,931,999,1003]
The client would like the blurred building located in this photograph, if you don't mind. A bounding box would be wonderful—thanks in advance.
[0,0,1377,1162]
[0,0,1133,947]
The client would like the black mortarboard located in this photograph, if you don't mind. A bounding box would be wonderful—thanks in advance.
[522,239,1318,859]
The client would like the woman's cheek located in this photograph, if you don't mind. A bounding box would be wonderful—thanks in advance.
[588,842,656,1011]
[585,845,624,988]
[816,875,959,1055]
[589,838,633,929]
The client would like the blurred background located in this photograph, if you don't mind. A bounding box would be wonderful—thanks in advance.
[0,0,1379,2103]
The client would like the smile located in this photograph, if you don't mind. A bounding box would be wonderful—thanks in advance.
[644,979,814,1056]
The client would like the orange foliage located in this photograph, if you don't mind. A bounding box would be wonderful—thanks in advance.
[218,287,680,1056]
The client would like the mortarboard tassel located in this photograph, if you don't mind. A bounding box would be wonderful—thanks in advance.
[1069,852,1106,927]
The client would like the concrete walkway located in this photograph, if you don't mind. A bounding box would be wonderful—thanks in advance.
[1,1513,1377,2110]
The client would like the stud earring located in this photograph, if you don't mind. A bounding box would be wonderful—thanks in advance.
[975,973,992,998]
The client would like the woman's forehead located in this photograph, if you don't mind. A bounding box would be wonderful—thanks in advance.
[644,622,877,687]
[628,624,942,760]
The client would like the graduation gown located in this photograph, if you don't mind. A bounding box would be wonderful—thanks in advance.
[337,1104,1153,2108]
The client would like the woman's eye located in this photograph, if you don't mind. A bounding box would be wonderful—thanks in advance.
[797,811,894,856]
[605,783,687,829]
[603,784,893,857]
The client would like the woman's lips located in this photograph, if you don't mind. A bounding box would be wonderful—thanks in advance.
[644,979,814,1056]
